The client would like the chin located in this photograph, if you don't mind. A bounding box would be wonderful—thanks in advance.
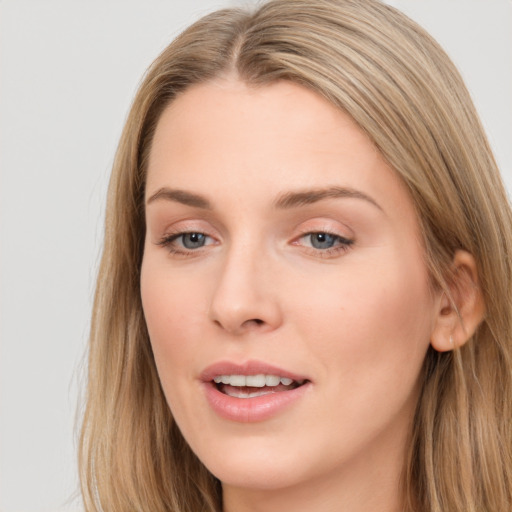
[209,459,308,491]
[190,433,321,491]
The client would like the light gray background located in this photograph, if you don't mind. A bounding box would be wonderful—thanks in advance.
[1,1,510,511]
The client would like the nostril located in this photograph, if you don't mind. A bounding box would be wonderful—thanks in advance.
[212,317,265,332]
[242,318,264,328]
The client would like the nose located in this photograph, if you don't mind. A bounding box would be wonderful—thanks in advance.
[208,243,283,335]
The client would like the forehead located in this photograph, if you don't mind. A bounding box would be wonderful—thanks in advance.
[146,78,414,219]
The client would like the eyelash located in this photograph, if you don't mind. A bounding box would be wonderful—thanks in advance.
[157,230,354,258]
[157,231,216,256]
[293,230,354,257]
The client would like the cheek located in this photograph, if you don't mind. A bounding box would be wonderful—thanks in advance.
[278,254,434,466]
[140,261,205,384]
[291,251,434,385]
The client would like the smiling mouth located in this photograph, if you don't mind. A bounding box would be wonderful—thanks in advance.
[213,374,307,399]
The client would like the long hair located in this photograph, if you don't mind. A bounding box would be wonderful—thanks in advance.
[79,1,512,510]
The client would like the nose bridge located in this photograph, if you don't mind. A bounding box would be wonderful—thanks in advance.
[209,235,282,334]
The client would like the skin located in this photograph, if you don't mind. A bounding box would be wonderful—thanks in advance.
[141,78,450,512]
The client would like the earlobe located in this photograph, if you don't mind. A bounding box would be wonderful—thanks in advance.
[430,250,485,352]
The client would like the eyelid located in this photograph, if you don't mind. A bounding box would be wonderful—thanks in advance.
[154,218,218,240]
[152,217,221,255]
[291,217,354,240]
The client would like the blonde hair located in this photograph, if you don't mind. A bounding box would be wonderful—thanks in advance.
[79,1,512,510]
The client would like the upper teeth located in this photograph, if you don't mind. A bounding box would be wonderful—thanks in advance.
[213,374,297,387]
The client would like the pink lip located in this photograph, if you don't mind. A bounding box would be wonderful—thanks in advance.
[200,360,311,423]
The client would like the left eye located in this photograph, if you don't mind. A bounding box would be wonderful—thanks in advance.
[301,232,352,250]
[175,232,209,249]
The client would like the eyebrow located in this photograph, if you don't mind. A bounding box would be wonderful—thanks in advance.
[146,188,212,209]
[146,185,382,212]
[274,186,383,211]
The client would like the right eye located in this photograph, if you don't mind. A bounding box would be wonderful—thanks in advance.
[158,231,216,254]
[174,232,209,249]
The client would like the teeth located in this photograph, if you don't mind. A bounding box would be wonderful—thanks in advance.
[265,375,280,386]
[229,375,246,387]
[212,374,302,387]
[246,374,266,387]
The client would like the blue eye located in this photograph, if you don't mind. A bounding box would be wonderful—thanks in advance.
[158,231,213,254]
[308,232,339,249]
[303,232,352,250]
[179,232,207,249]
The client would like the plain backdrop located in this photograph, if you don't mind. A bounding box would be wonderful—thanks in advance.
[0,1,510,511]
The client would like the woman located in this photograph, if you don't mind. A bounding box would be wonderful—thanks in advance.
[79,0,512,510]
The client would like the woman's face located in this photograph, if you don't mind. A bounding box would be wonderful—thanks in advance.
[141,79,441,496]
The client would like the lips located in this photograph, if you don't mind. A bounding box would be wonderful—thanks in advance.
[200,361,310,422]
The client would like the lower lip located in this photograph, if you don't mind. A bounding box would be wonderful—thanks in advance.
[203,381,310,422]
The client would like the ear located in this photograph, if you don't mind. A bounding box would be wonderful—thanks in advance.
[430,250,486,352]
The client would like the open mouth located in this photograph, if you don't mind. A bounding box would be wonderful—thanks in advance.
[213,374,307,399]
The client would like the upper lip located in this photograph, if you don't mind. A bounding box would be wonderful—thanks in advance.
[200,360,309,383]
